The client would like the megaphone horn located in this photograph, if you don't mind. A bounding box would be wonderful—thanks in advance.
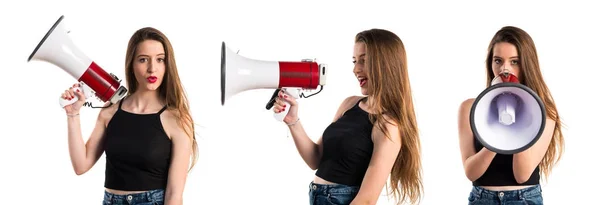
[220,41,328,122]
[470,71,546,155]
[27,15,128,108]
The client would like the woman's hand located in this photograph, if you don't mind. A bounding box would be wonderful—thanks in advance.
[61,83,87,115]
[272,89,299,124]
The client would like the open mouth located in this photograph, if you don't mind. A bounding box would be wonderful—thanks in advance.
[358,77,368,87]
[147,76,157,83]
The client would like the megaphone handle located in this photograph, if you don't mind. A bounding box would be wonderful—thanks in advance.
[273,88,300,122]
[273,101,291,122]
[59,90,79,108]
[58,82,92,108]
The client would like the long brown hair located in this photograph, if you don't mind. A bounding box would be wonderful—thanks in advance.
[485,26,564,180]
[124,27,198,171]
[356,29,423,204]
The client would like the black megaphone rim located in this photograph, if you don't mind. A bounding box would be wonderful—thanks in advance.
[28,15,65,62]
[220,41,226,105]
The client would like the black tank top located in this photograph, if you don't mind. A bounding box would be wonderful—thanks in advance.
[104,99,172,191]
[315,98,374,186]
[472,137,540,186]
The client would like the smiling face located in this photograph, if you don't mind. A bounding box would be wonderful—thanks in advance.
[132,39,166,91]
[353,42,369,95]
[491,42,521,80]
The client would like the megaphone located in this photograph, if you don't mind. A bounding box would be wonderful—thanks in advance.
[220,41,327,122]
[470,70,546,155]
[27,15,128,108]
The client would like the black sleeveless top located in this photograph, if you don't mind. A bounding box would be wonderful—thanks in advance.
[473,137,540,186]
[315,98,374,186]
[104,99,172,191]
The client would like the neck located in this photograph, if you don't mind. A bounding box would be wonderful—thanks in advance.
[127,89,164,112]
[363,96,385,115]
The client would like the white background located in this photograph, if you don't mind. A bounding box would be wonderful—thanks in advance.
[1,0,598,204]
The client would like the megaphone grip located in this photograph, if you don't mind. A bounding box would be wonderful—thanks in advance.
[273,88,300,122]
[273,101,291,122]
[58,82,94,108]
[59,87,81,108]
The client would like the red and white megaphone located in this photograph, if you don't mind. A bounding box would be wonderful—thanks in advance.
[470,69,546,155]
[220,42,327,122]
[27,15,128,108]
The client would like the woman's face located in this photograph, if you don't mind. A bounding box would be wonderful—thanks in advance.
[353,42,369,95]
[132,40,166,92]
[492,42,521,80]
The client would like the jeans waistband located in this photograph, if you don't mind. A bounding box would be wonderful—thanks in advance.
[471,184,542,200]
[103,189,164,203]
[309,181,359,195]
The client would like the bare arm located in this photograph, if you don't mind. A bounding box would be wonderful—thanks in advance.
[351,116,402,205]
[458,99,497,181]
[285,96,362,170]
[163,111,193,205]
[512,118,555,183]
[67,102,113,175]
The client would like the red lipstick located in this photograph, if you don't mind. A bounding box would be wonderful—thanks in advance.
[147,76,157,83]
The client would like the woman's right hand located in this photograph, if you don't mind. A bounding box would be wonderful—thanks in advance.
[61,83,86,115]
[273,89,299,124]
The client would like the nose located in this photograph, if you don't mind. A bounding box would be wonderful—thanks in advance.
[147,59,157,73]
[500,63,513,74]
[353,63,361,75]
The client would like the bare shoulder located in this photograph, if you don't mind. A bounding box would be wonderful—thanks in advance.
[372,114,401,144]
[340,96,363,110]
[459,98,476,115]
[333,96,364,121]
[458,98,476,141]
[159,109,190,140]
[98,101,119,126]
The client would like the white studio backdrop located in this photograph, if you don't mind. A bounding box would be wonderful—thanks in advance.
[0,0,598,204]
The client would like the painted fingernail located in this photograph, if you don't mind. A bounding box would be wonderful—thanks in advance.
[284,95,287,98]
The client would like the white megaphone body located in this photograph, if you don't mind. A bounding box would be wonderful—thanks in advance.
[470,70,546,155]
[27,15,128,108]
[220,42,327,122]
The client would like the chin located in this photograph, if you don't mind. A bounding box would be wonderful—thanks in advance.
[360,88,368,96]
[146,85,159,91]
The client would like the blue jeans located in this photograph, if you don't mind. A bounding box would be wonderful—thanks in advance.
[468,185,543,205]
[308,181,360,205]
[102,189,165,205]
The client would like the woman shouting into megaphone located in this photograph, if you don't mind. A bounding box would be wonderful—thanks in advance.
[273,28,424,205]
[457,26,565,205]
[60,27,198,205]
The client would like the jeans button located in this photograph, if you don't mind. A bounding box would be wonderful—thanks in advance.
[312,185,317,190]
[499,192,504,197]
[127,195,133,200]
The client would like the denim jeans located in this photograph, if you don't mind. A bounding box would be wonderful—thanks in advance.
[308,181,360,205]
[468,185,543,205]
[102,189,165,205]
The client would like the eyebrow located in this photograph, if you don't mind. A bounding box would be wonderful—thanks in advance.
[493,55,519,59]
[137,53,166,58]
[352,54,366,59]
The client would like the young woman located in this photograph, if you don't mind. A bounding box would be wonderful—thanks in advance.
[60,27,198,205]
[273,28,423,205]
[457,26,565,205]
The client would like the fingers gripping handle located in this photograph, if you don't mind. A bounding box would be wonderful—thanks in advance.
[59,82,94,108]
[273,88,300,122]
